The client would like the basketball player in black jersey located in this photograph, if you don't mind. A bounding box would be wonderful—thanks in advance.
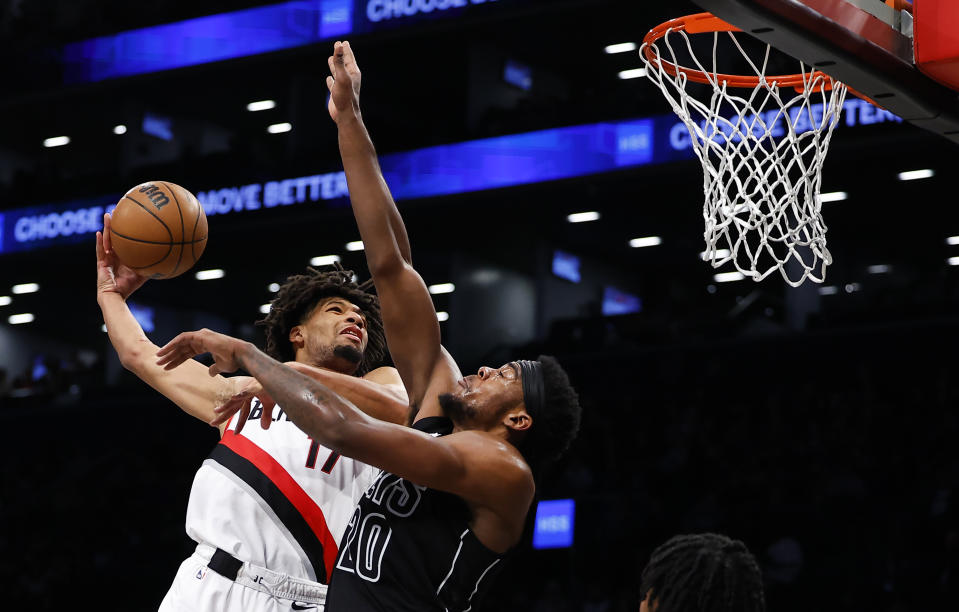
[156,40,582,611]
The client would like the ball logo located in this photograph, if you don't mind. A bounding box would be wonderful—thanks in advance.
[139,184,170,210]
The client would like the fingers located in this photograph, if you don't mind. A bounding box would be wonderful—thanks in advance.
[332,41,348,81]
[262,403,273,430]
[155,335,181,360]
[342,40,359,74]
[208,363,221,377]
[212,391,249,415]
[261,395,277,413]
[157,352,189,370]
[156,333,198,369]
[326,75,334,92]
[103,213,114,253]
[210,396,242,425]
[95,231,105,261]
[156,330,203,358]
[235,397,252,435]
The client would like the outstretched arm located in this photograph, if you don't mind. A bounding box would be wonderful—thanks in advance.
[97,214,240,433]
[219,362,409,434]
[157,329,533,552]
[327,41,458,407]
[283,362,408,424]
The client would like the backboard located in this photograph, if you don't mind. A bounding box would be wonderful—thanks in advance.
[691,0,959,144]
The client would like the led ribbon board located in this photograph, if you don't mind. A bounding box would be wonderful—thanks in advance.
[62,0,516,84]
[0,99,900,255]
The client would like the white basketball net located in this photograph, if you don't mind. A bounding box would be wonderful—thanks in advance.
[641,26,849,286]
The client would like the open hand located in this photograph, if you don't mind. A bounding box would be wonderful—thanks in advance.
[96,213,148,300]
[326,40,361,123]
[156,328,251,376]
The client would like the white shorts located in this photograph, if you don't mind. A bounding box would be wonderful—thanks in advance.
[158,544,327,612]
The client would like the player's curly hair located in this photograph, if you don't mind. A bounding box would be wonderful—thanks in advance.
[520,355,581,481]
[640,533,766,612]
[257,265,386,376]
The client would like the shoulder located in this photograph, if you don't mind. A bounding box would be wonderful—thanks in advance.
[443,432,534,538]
[445,431,534,495]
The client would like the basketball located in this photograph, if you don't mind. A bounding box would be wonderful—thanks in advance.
[109,181,208,279]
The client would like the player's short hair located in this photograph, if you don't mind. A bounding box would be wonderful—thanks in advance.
[640,533,766,612]
[519,355,581,479]
[257,265,386,376]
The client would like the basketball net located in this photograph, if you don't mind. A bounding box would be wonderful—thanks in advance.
[641,17,848,286]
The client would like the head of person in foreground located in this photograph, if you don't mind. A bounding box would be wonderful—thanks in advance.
[639,533,766,612]
[438,356,581,475]
[258,265,386,376]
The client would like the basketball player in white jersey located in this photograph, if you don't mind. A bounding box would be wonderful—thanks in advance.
[95,215,408,612]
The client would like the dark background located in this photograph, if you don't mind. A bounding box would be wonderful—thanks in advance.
[1,1,958,610]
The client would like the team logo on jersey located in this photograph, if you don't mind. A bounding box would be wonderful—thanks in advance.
[249,399,291,423]
[195,567,207,580]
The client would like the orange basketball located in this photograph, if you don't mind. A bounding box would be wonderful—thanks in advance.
[110,181,208,279]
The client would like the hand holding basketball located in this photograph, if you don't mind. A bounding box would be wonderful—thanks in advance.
[96,214,148,300]
[108,181,208,279]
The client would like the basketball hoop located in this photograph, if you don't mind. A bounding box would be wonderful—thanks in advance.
[640,13,852,286]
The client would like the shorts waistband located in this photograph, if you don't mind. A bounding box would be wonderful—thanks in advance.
[196,543,327,606]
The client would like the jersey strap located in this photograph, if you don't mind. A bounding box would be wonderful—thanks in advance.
[210,429,340,582]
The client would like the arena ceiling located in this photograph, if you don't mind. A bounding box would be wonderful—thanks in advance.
[0,0,956,354]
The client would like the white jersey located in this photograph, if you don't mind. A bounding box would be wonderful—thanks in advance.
[182,398,377,583]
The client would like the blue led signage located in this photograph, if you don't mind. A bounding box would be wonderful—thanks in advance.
[196,172,350,217]
[4,196,119,254]
[62,0,518,84]
[63,1,354,84]
[552,250,581,283]
[0,98,902,255]
[532,498,575,550]
[602,286,641,316]
[365,0,500,24]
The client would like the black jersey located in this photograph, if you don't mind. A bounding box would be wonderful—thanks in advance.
[325,416,505,611]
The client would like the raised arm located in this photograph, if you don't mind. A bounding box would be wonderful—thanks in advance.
[97,214,239,433]
[98,214,409,433]
[327,41,457,407]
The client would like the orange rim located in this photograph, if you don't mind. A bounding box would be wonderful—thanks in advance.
[642,13,835,92]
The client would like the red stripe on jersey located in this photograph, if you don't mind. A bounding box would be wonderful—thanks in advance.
[220,428,340,582]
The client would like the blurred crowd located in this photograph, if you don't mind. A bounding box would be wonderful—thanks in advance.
[0,350,100,404]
